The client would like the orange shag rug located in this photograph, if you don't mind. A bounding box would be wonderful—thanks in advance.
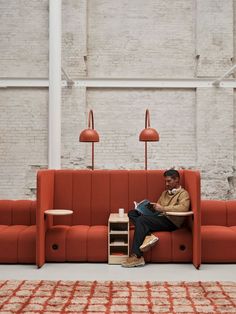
[0,280,235,313]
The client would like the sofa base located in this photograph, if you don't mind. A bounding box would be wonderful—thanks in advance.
[45,225,193,263]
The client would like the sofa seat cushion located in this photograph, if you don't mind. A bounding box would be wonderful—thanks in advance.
[46,225,70,262]
[129,228,192,262]
[0,225,9,232]
[87,226,108,262]
[170,228,192,262]
[66,226,90,261]
[230,226,236,233]
[149,231,172,262]
[18,225,36,263]
[201,225,236,262]
[0,225,36,263]
[152,228,192,262]
[46,225,108,262]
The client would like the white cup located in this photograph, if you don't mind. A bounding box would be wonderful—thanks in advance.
[119,208,125,217]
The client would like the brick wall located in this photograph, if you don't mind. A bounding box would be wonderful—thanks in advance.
[0,0,236,200]
[0,88,48,199]
[0,0,48,77]
[87,0,195,78]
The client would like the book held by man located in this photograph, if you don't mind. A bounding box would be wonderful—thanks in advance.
[133,199,159,216]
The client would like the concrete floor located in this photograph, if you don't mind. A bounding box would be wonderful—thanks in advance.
[0,263,235,282]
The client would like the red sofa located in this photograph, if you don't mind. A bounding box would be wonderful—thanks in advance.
[0,200,36,263]
[36,169,201,268]
[2,191,236,267]
[201,200,236,262]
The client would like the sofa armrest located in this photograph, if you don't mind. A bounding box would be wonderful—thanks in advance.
[36,169,55,268]
[165,211,194,216]
[184,170,201,269]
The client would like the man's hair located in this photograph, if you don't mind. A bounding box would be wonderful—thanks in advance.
[163,169,180,179]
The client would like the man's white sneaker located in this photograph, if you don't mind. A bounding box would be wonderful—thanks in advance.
[139,234,159,252]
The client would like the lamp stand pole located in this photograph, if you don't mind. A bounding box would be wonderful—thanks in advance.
[145,142,147,170]
[92,142,94,170]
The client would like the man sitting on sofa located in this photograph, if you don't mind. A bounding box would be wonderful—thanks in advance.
[122,169,190,268]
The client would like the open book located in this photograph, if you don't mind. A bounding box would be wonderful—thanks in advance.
[134,199,158,216]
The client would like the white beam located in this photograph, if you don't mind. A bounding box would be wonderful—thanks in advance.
[72,78,236,88]
[1,77,236,89]
[48,0,61,169]
[0,78,49,87]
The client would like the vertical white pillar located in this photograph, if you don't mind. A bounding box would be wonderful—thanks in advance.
[48,0,61,169]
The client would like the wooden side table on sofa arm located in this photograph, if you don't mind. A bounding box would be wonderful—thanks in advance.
[44,209,73,229]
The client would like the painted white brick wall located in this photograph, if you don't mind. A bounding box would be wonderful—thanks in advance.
[230,91,236,198]
[196,0,233,76]
[62,0,87,78]
[0,89,48,199]
[87,0,195,78]
[61,87,87,169]
[0,0,48,77]
[196,88,234,199]
[0,0,236,200]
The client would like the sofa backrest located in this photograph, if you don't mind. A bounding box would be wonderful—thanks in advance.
[0,200,36,225]
[47,169,191,226]
[226,201,236,226]
[201,200,236,226]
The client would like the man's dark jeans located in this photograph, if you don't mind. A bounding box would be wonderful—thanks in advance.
[128,210,177,257]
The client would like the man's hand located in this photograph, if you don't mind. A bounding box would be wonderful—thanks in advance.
[154,203,163,211]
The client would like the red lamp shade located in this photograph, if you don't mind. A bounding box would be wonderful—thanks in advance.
[139,128,159,142]
[139,109,159,142]
[79,110,100,143]
[139,109,159,170]
[79,110,99,170]
[79,129,99,142]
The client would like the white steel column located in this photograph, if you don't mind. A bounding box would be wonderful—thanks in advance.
[49,0,61,169]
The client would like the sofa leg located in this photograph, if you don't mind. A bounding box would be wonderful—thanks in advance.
[194,264,201,270]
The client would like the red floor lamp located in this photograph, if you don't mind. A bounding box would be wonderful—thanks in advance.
[79,110,99,170]
[139,109,159,170]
